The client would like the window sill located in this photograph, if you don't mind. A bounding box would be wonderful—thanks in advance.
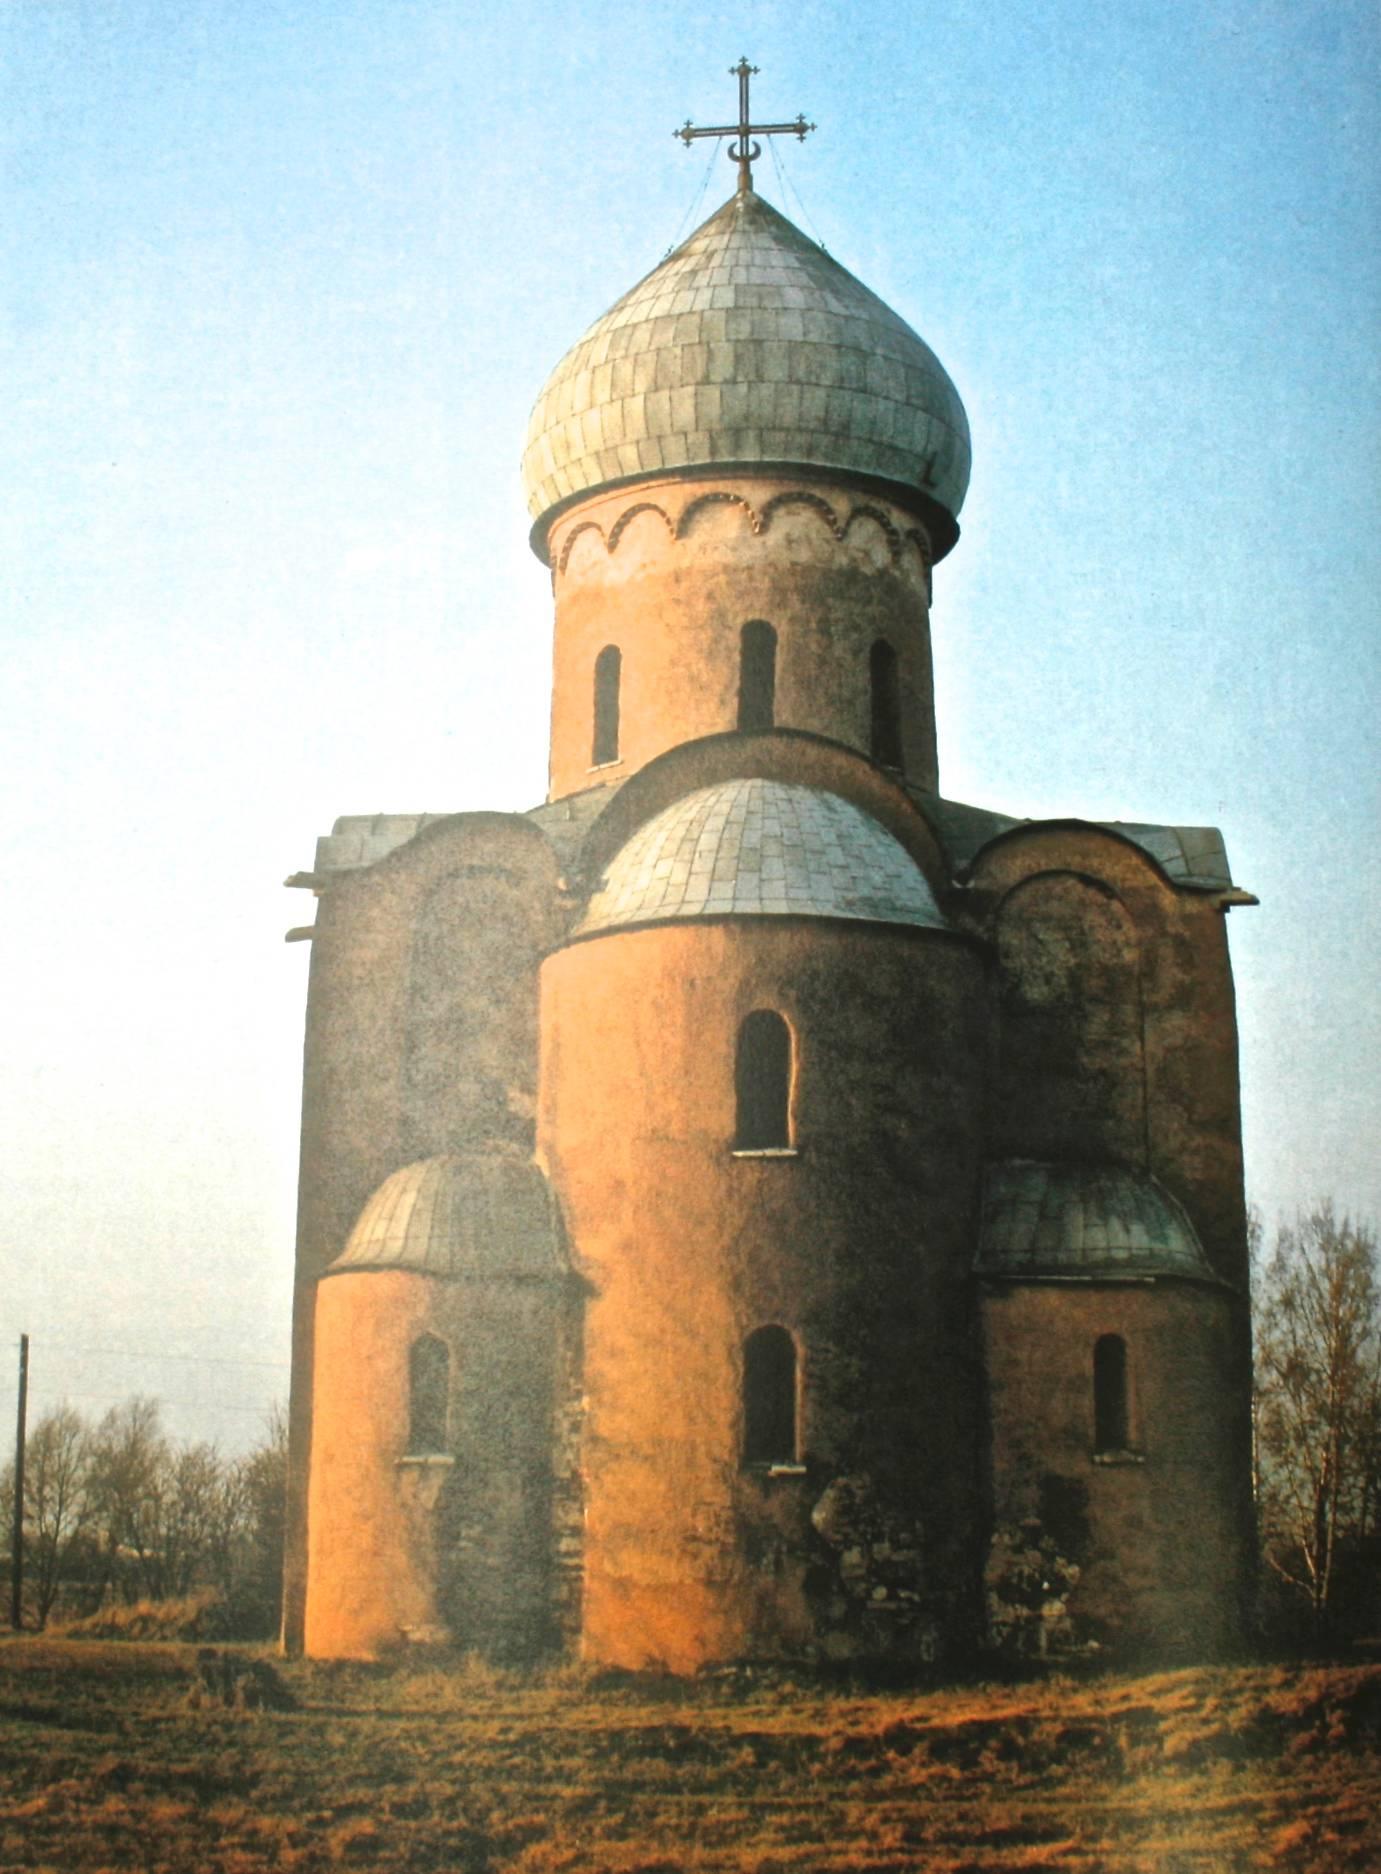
[731,1147,799,1159]
[587,759,623,773]
[745,1461,808,1478]
[397,1453,455,1469]
[1092,1449,1145,1467]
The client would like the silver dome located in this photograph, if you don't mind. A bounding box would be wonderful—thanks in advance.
[329,1152,567,1281]
[523,191,970,554]
[576,779,948,937]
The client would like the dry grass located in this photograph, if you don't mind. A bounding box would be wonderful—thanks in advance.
[0,1639,1377,1871]
[49,1589,228,1643]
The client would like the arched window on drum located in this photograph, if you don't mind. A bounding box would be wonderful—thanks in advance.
[737,620,777,732]
[592,645,621,765]
[869,639,903,769]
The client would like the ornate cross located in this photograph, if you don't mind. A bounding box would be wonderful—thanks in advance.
[676,58,815,194]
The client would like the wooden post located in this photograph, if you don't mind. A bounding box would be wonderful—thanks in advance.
[11,1334,28,1631]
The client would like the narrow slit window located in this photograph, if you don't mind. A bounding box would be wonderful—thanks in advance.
[743,1326,798,1465]
[1093,1334,1129,1453]
[737,620,777,732]
[735,1010,792,1149]
[869,639,903,769]
[408,1334,450,1454]
[592,645,621,764]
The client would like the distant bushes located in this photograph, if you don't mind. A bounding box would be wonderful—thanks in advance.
[1,1397,285,1639]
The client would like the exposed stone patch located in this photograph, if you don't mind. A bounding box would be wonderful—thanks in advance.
[809,1474,940,1659]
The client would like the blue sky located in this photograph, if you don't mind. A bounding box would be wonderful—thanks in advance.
[3,0,1377,1448]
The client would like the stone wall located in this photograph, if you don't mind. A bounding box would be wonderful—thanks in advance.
[306,1266,575,1662]
[980,1281,1252,1658]
[545,474,937,799]
[283,813,566,1654]
[961,825,1251,1295]
[539,914,987,1671]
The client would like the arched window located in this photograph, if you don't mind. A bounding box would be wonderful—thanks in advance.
[592,645,621,764]
[735,1010,792,1150]
[1093,1334,1129,1453]
[737,620,777,732]
[408,1334,450,1454]
[869,639,903,769]
[743,1326,798,1465]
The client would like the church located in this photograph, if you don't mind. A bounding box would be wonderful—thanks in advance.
[281,88,1256,1670]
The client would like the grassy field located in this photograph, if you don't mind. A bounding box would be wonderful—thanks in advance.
[1,1639,1378,1872]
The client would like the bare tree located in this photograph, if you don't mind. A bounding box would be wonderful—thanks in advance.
[230,1405,288,1633]
[85,1396,170,1601]
[24,1405,95,1628]
[1254,1204,1381,1639]
[2,1394,288,1635]
[0,1405,96,1629]
[158,1441,228,1599]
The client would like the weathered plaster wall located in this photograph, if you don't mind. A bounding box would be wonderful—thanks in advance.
[306,1270,445,1659]
[307,1267,575,1662]
[539,916,987,1672]
[993,872,1148,1167]
[962,829,1250,1294]
[980,1281,1251,1656]
[284,814,566,1653]
[545,475,938,800]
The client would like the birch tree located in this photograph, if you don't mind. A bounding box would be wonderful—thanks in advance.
[1254,1204,1381,1638]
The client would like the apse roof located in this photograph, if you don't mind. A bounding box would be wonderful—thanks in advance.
[575,778,947,938]
[522,190,971,554]
[975,1161,1220,1283]
[328,1152,568,1281]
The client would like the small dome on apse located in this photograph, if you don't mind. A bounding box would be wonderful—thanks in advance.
[577,777,949,937]
[328,1151,568,1282]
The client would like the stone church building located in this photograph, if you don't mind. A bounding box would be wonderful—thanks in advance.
[281,171,1256,1670]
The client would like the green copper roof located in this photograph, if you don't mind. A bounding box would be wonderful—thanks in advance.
[975,1162,1219,1283]
[522,191,970,555]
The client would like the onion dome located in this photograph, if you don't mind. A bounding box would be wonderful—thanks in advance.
[329,1152,567,1281]
[576,778,947,937]
[523,190,970,559]
[975,1163,1220,1283]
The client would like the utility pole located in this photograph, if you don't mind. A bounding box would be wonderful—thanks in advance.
[11,1334,27,1630]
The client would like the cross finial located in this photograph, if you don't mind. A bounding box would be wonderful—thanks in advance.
[676,58,815,194]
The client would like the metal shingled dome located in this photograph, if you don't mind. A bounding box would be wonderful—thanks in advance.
[576,779,948,937]
[523,191,970,552]
[975,1162,1219,1283]
[329,1153,567,1281]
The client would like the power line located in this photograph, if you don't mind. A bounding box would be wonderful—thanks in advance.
[26,1385,282,1416]
[28,1341,289,1371]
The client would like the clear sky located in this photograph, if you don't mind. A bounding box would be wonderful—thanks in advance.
[3,0,1378,1451]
